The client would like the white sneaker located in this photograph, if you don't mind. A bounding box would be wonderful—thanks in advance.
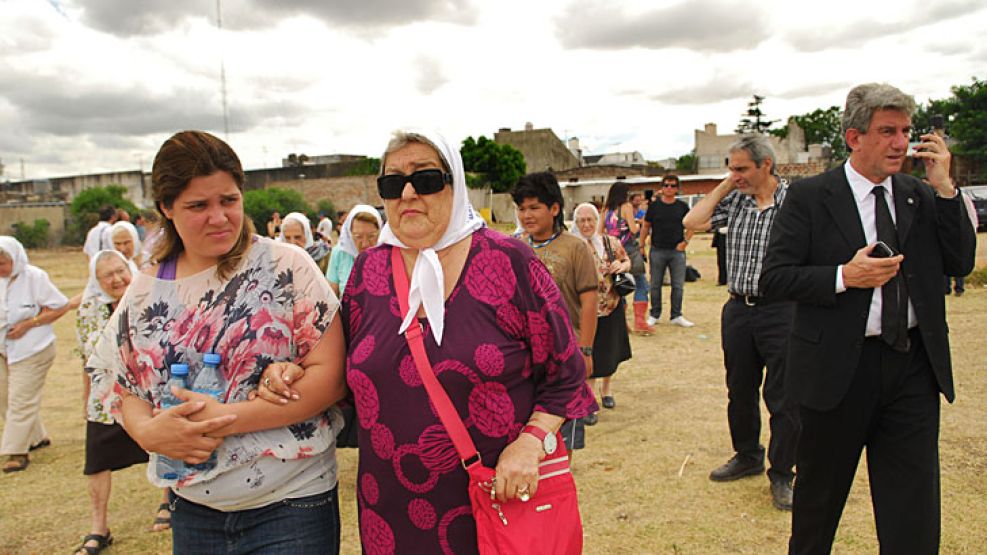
[670,316,695,328]
[646,315,659,327]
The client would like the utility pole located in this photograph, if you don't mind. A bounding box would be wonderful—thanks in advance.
[217,0,230,140]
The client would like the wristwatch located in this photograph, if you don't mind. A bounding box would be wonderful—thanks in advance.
[522,425,558,455]
[579,346,593,356]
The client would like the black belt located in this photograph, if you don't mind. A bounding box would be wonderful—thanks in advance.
[729,292,776,306]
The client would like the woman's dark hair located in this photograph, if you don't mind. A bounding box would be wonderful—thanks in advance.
[511,172,565,231]
[150,130,255,279]
[603,181,629,212]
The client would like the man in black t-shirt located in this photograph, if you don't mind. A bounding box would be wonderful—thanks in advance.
[640,175,695,327]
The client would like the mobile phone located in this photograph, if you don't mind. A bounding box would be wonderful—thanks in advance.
[931,114,945,130]
[869,241,896,258]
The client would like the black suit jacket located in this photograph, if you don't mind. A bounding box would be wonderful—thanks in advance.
[760,166,976,411]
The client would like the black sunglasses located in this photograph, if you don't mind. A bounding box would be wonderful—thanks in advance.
[377,169,452,200]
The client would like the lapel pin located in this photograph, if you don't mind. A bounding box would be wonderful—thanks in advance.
[907,197,915,205]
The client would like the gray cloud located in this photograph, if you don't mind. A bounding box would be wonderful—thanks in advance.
[784,0,985,52]
[773,81,853,100]
[556,0,771,52]
[414,55,448,95]
[70,0,475,36]
[649,79,755,105]
[0,67,308,139]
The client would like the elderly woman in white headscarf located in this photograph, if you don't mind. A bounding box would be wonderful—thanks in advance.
[259,130,596,553]
[109,221,142,271]
[280,211,332,273]
[0,236,68,473]
[324,205,382,297]
[73,250,171,554]
[570,202,632,422]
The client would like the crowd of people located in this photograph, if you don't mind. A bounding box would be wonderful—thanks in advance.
[0,81,979,555]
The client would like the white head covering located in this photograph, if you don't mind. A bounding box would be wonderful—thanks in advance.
[279,212,314,248]
[377,129,486,345]
[87,250,132,304]
[569,203,606,259]
[337,205,383,258]
[0,236,29,279]
[109,221,142,263]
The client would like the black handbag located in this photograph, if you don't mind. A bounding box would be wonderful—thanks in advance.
[603,236,635,296]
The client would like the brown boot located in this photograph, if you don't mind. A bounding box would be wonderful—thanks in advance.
[633,301,656,335]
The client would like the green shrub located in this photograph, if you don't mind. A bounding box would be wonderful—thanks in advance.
[243,188,313,234]
[13,219,51,249]
[965,265,987,287]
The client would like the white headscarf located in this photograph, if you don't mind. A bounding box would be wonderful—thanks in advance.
[569,203,606,259]
[109,221,142,264]
[0,236,29,279]
[86,250,132,305]
[279,212,314,248]
[337,205,383,258]
[0,236,29,336]
[377,129,486,345]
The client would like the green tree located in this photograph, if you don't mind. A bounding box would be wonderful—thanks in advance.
[64,185,139,245]
[911,98,955,140]
[675,151,697,172]
[13,219,50,249]
[460,136,526,193]
[944,77,987,169]
[794,106,846,158]
[735,95,779,134]
[343,157,381,176]
[243,188,312,234]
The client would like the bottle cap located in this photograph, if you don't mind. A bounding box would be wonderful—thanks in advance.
[203,353,222,365]
[170,363,189,376]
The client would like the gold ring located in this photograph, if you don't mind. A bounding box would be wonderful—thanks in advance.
[264,377,271,388]
[518,485,530,502]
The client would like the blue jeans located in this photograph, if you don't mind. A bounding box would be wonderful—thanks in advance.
[170,488,340,554]
[633,272,649,302]
[649,248,686,320]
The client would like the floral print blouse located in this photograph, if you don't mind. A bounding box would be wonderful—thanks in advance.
[76,295,116,424]
[86,237,340,500]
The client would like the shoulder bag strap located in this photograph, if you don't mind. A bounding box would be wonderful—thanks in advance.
[390,246,482,467]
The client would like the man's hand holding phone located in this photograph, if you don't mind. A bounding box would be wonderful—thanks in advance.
[843,243,904,288]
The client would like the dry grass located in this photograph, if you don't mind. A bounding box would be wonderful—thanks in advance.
[1,236,985,554]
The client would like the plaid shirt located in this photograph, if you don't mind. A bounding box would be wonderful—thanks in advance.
[709,180,788,297]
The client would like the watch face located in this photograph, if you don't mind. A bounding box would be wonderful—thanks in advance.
[543,432,558,455]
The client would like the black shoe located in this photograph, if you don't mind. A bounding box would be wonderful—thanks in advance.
[601,396,616,409]
[709,455,764,482]
[771,479,794,511]
[583,413,599,426]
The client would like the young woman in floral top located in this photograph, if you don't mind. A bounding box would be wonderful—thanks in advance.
[85,131,347,554]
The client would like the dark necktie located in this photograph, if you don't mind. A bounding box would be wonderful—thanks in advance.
[872,186,909,352]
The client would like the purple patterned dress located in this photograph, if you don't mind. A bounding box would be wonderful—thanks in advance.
[342,227,596,555]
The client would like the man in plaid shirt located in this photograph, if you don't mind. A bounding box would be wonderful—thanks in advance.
[683,135,799,511]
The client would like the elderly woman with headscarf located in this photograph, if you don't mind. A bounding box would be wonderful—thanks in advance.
[109,221,143,271]
[324,205,382,297]
[260,130,596,553]
[571,202,632,421]
[0,236,69,473]
[73,250,170,555]
[280,211,332,273]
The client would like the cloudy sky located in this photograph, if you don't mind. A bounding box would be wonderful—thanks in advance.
[1,0,985,180]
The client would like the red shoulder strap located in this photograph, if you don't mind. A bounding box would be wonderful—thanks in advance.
[390,247,481,466]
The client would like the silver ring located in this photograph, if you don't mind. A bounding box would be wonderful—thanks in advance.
[264,377,271,388]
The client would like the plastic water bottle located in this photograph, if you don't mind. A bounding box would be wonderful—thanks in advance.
[156,363,190,481]
[189,353,224,472]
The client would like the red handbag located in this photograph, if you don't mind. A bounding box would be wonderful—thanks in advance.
[391,247,584,555]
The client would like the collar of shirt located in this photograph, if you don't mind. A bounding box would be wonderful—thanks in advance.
[845,161,892,205]
[737,178,788,211]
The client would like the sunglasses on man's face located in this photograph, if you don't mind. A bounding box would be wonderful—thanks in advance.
[377,169,452,200]
[662,183,678,188]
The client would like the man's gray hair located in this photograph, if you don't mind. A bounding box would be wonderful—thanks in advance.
[729,135,777,175]
[841,83,916,135]
[382,131,450,173]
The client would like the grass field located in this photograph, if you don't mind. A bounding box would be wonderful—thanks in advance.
[1,234,985,554]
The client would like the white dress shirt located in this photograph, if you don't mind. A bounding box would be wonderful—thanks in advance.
[836,162,917,336]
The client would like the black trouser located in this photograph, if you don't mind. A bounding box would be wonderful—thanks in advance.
[720,297,798,483]
[789,328,940,555]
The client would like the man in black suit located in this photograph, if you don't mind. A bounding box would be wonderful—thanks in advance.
[760,83,976,554]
